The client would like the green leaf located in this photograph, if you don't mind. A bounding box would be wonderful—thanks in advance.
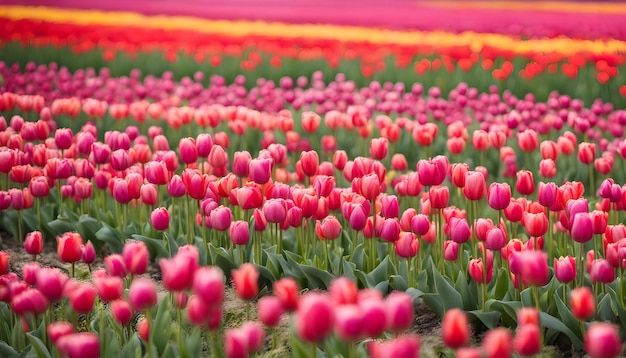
[182,329,201,358]
[291,337,313,358]
[468,310,501,330]
[369,256,392,285]
[152,300,172,354]
[47,217,75,236]
[421,293,444,317]
[406,287,425,301]
[554,293,584,339]
[0,342,18,358]
[95,224,124,253]
[433,265,463,311]
[597,293,616,322]
[131,234,168,259]
[26,333,51,358]
[605,286,626,329]
[119,336,141,358]
[163,231,179,258]
[299,263,333,289]
[341,258,357,283]
[389,275,408,292]
[455,271,474,310]
[78,214,102,242]
[539,312,583,349]
[488,300,521,326]
[493,268,510,300]
[350,243,365,270]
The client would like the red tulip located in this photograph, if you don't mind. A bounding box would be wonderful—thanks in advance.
[104,254,128,278]
[47,321,74,344]
[179,137,198,164]
[232,263,259,300]
[516,170,535,195]
[160,248,197,291]
[56,332,100,358]
[137,317,150,341]
[68,282,97,314]
[273,277,299,311]
[578,142,596,165]
[192,266,225,306]
[517,129,539,153]
[570,213,593,243]
[329,277,358,305]
[429,185,449,209]
[57,232,83,263]
[395,232,419,258]
[301,111,321,133]
[300,150,319,177]
[258,296,283,327]
[590,259,614,284]
[93,270,123,303]
[122,241,149,276]
[22,262,40,286]
[11,288,49,316]
[370,137,388,160]
[296,293,335,343]
[514,324,541,356]
[385,291,413,333]
[472,130,489,151]
[111,300,133,326]
[523,212,548,238]
[128,278,157,312]
[36,268,68,302]
[444,241,459,261]
[483,327,513,358]
[24,231,43,256]
[369,334,421,358]
[570,287,595,320]
[442,308,470,349]
[554,256,576,283]
[335,305,364,342]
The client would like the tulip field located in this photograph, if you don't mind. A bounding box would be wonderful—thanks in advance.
[1,1,626,357]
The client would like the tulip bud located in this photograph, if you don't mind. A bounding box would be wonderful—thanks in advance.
[273,277,299,311]
[258,296,284,327]
[128,278,157,312]
[570,287,595,320]
[441,308,470,349]
[296,293,335,343]
[385,291,413,333]
[232,263,259,301]
[24,231,43,256]
[584,323,622,358]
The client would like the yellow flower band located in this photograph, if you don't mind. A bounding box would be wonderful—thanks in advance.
[0,5,625,57]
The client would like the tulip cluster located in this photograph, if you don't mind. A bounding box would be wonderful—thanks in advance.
[1,62,626,357]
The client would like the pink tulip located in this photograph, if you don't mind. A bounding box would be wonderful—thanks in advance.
[385,291,413,333]
[56,332,100,358]
[258,295,284,327]
[296,293,335,343]
[585,323,622,358]
[128,278,157,312]
[192,266,225,306]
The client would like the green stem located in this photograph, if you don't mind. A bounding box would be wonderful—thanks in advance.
[17,210,22,244]
[186,195,192,245]
[70,262,75,279]
[579,242,585,287]
[533,285,540,311]
[146,308,153,357]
